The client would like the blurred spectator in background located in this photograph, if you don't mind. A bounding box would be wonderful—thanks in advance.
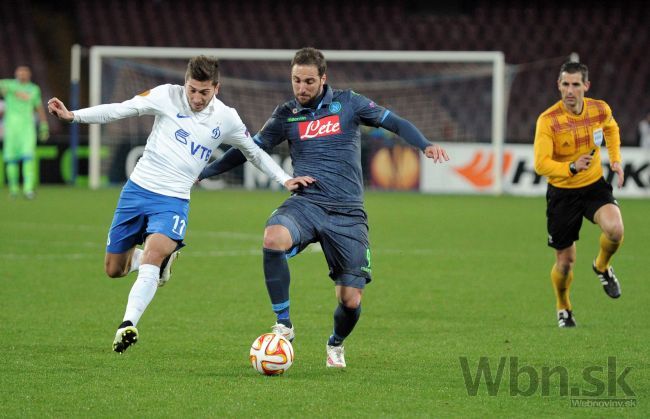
[0,66,49,199]
[637,113,650,149]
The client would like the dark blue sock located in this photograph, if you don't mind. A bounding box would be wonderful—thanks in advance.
[328,303,361,346]
[263,248,292,328]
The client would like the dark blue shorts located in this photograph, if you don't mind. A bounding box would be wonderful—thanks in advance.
[106,180,189,253]
[267,196,372,288]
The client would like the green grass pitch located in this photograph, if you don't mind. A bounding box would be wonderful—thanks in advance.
[1,187,648,417]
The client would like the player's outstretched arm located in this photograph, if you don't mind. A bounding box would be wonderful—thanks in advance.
[380,112,449,163]
[610,161,624,188]
[47,97,74,122]
[423,144,449,163]
[36,103,49,141]
[198,150,315,191]
[198,147,248,180]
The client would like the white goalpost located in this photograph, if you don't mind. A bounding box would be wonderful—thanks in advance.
[83,46,506,193]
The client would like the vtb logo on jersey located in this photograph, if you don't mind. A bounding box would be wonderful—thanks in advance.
[174,128,212,161]
[298,115,341,140]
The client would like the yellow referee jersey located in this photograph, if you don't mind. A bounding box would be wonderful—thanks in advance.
[534,98,621,188]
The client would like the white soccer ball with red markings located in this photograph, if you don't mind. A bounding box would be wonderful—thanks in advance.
[249,333,294,375]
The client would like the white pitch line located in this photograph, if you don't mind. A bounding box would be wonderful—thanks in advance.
[11,239,100,248]
[2,221,261,241]
[0,244,445,260]
[0,253,97,260]
[0,221,107,232]
[188,230,260,240]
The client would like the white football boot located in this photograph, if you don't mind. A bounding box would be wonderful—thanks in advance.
[113,326,139,353]
[326,344,346,368]
[271,323,295,342]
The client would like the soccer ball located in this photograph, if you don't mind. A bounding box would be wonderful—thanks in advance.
[249,333,294,375]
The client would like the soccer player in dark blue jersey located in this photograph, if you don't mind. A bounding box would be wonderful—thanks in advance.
[200,47,449,368]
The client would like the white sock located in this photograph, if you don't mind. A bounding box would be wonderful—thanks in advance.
[123,264,159,326]
[128,248,144,274]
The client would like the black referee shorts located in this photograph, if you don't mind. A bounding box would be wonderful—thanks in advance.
[545,177,618,249]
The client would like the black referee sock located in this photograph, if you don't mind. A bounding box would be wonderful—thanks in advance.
[263,248,291,324]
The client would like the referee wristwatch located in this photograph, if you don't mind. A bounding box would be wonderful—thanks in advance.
[569,161,578,175]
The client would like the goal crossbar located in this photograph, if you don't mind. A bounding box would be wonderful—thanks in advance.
[85,47,506,193]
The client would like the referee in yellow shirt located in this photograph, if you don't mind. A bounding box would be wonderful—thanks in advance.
[534,61,624,328]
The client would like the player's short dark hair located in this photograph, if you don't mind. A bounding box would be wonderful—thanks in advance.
[186,55,220,85]
[291,47,327,77]
[559,61,589,83]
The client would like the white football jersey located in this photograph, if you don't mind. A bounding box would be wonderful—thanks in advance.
[73,84,290,199]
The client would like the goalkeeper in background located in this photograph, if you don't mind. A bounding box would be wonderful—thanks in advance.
[534,61,625,328]
[0,65,49,199]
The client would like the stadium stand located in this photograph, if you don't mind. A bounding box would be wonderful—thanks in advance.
[1,0,648,144]
[0,0,52,107]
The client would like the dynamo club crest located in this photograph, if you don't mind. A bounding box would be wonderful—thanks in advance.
[212,127,221,139]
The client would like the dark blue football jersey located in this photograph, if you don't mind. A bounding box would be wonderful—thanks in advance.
[255,85,388,207]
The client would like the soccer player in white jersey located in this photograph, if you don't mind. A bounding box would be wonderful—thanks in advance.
[47,56,314,353]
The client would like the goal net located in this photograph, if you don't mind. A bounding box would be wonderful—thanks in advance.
[86,47,505,192]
